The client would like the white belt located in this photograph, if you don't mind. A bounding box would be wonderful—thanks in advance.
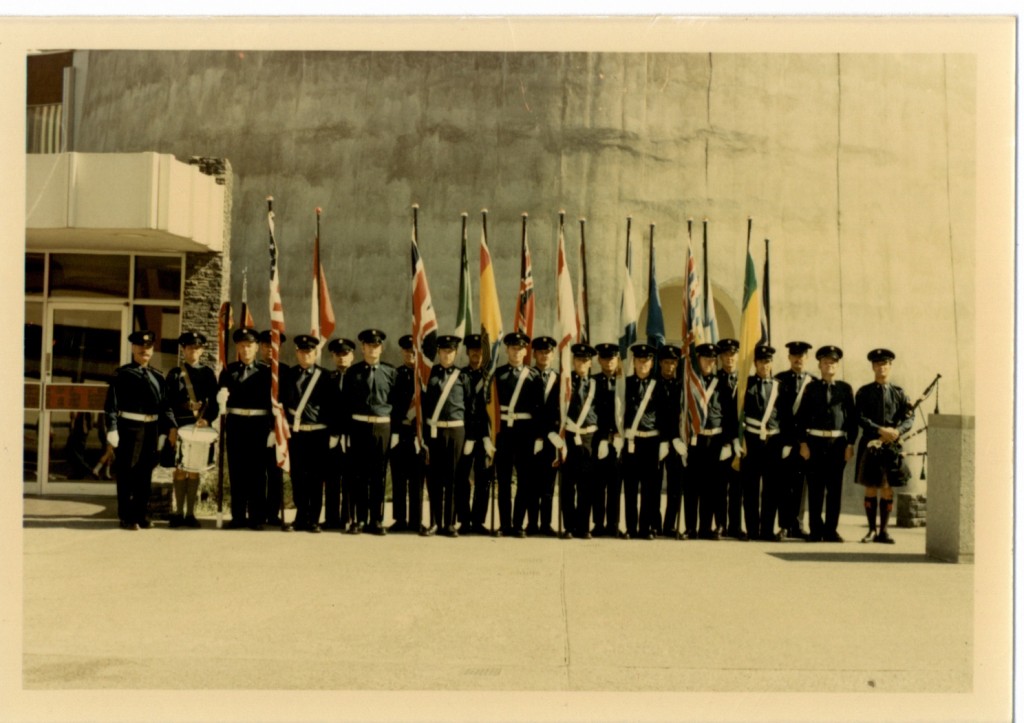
[293,423,328,432]
[807,429,845,439]
[227,408,269,417]
[500,413,532,422]
[745,424,780,437]
[689,428,723,444]
[429,420,464,428]
[626,429,660,439]
[565,422,598,434]
[118,411,158,423]
[353,414,390,424]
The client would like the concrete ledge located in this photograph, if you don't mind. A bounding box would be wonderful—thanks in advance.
[925,414,974,563]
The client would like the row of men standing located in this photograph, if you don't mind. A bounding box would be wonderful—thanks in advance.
[104,325,914,544]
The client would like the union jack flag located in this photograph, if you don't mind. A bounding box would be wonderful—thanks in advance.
[411,206,438,446]
[267,196,290,472]
[514,213,534,362]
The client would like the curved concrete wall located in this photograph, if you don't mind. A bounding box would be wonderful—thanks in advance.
[74,50,973,421]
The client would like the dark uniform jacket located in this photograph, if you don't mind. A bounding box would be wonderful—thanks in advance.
[566,372,600,431]
[104,362,175,435]
[854,382,914,446]
[775,369,817,443]
[695,372,731,436]
[623,374,659,433]
[492,363,542,433]
[339,360,400,432]
[593,372,619,439]
[165,363,219,428]
[218,360,273,429]
[795,378,859,443]
[281,363,338,431]
[391,364,418,436]
[462,365,488,442]
[655,374,682,440]
[535,366,562,436]
[423,364,473,426]
[742,375,782,437]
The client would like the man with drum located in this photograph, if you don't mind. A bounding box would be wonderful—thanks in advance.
[103,330,175,530]
[219,327,273,530]
[165,331,219,529]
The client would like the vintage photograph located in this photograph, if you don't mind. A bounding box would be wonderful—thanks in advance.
[4,13,1014,723]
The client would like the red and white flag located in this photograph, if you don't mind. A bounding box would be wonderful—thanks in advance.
[555,214,578,459]
[310,207,336,347]
[513,213,535,363]
[410,206,438,448]
[267,196,290,473]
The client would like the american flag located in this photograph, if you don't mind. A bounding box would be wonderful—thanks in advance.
[514,213,534,363]
[411,206,438,447]
[555,214,578,458]
[310,207,336,347]
[267,196,290,473]
[681,233,706,443]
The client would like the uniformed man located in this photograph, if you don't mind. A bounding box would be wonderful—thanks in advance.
[739,344,784,541]
[689,342,733,540]
[855,348,914,544]
[323,337,356,530]
[103,330,174,530]
[423,335,472,537]
[531,335,562,537]
[219,327,273,530]
[492,331,543,537]
[622,343,666,540]
[283,335,336,533]
[562,343,598,539]
[656,344,684,537]
[591,342,623,537]
[259,330,288,526]
[715,338,744,538]
[797,345,858,542]
[458,334,493,535]
[165,331,219,529]
[775,340,816,540]
[388,335,426,533]
[340,328,399,535]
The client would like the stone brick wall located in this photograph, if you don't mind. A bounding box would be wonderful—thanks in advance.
[897,493,927,528]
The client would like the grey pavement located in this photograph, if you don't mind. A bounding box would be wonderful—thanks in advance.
[19,494,973,714]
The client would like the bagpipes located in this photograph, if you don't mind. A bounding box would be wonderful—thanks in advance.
[866,373,940,483]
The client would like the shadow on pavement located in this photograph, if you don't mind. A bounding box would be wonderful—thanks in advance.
[768,551,943,564]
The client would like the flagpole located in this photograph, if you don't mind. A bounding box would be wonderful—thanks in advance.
[763,238,771,345]
[216,301,231,529]
[703,219,710,326]
[578,217,590,345]
[412,202,427,531]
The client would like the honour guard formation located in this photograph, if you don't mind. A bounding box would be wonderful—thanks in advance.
[104,205,936,546]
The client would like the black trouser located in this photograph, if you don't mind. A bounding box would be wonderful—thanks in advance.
[113,419,159,524]
[806,437,848,537]
[662,452,685,535]
[534,438,559,532]
[226,415,269,525]
[427,426,465,530]
[463,443,494,529]
[742,432,783,539]
[723,454,744,535]
[349,420,390,527]
[390,428,425,529]
[623,436,660,537]
[265,445,284,523]
[496,425,536,532]
[562,432,594,535]
[688,435,723,535]
[288,427,329,528]
[593,438,622,534]
[324,445,344,527]
[777,445,808,532]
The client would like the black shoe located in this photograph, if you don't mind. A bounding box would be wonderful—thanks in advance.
[861,530,877,543]
[516,529,527,538]
[248,522,264,531]
[168,515,183,528]
[788,526,808,540]
[445,526,459,538]
[540,526,557,537]
[370,524,387,536]
[137,519,151,530]
[735,532,750,541]
[119,520,138,531]
[226,519,247,530]
[280,522,293,532]
[761,532,782,542]
[590,526,605,538]
[616,530,630,540]
[266,516,283,526]
[184,516,201,529]
[645,532,655,540]
[560,530,573,539]
[308,524,322,534]
[874,531,895,544]
[824,532,844,543]
[388,521,408,533]
[420,525,437,537]
[807,533,822,542]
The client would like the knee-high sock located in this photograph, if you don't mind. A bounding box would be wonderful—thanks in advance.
[879,496,893,532]
[864,495,878,532]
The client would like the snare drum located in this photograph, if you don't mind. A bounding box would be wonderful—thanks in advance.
[175,424,218,473]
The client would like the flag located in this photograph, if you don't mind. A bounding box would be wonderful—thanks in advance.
[216,301,232,375]
[617,218,638,435]
[479,211,504,442]
[703,218,719,344]
[736,219,763,435]
[686,222,705,348]
[556,216,578,457]
[454,213,473,339]
[239,268,255,330]
[513,213,535,363]
[576,217,590,344]
[760,238,771,345]
[310,207,336,346]
[681,235,707,442]
[411,212,438,448]
[266,196,290,473]
[645,223,665,349]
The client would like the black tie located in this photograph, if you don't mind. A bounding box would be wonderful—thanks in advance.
[826,383,833,404]
[297,369,311,395]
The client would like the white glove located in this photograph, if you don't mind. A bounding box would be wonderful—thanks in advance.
[719,444,732,462]
[267,431,276,447]
[341,435,349,453]
[211,418,221,432]
[216,388,230,410]
[413,437,421,455]
[157,434,167,451]
[782,444,793,459]
[658,441,669,461]
[597,439,609,460]
[107,430,119,448]
[463,439,476,455]
[482,437,496,459]
[612,436,624,454]
[672,438,686,456]
[390,433,400,449]
[533,438,544,455]
[329,435,339,449]
[547,431,565,450]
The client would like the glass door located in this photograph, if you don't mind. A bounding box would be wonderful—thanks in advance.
[41,302,128,494]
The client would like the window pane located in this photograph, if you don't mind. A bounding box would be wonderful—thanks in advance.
[24,408,39,483]
[46,411,112,483]
[133,305,181,373]
[49,253,129,298]
[135,255,182,300]
[51,308,122,385]
[26,253,44,295]
[25,301,43,381]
